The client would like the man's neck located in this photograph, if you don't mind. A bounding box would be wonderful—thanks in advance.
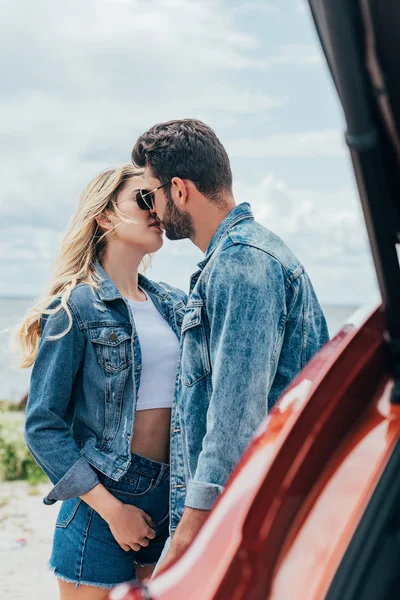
[192,195,236,254]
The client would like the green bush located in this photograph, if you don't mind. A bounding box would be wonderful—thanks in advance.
[0,406,48,485]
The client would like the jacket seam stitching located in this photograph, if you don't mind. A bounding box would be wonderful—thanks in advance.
[224,235,304,285]
[205,213,254,257]
[67,298,85,331]
[301,297,307,368]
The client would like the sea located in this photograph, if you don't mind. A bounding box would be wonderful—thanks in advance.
[0,297,360,403]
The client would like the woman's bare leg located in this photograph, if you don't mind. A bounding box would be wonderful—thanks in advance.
[58,579,111,600]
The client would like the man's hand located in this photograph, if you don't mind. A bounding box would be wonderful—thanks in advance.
[157,507,210,574]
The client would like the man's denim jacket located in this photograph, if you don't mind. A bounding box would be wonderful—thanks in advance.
[24,263,186,505]
[169,203,329,532]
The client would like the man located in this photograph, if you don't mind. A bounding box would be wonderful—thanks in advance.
[131,119,329,570]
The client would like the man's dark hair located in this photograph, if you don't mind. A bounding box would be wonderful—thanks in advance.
[131,119,232,203]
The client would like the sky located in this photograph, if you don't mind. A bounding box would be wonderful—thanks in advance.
[0,0,379,304]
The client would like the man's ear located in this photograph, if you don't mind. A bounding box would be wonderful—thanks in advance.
[170,177,188,207]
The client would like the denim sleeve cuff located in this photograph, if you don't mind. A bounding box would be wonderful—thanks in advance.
[185,479,224,510]
[43,457,100,505]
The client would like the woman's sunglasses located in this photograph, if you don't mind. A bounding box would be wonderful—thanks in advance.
[136,181,170,211]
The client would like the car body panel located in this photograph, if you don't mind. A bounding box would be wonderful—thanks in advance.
[271,380,400,599]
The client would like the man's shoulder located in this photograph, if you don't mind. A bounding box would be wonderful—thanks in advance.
[215,219,303,283]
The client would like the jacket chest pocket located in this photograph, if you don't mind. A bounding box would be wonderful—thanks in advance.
[181,305,211,386]
[89,327,132,374]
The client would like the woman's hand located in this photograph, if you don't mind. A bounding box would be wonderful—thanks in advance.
[81,483,156,551]
[107,502,156,552]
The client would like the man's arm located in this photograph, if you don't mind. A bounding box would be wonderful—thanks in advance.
[160,245,287,569]
[157,507,209,573]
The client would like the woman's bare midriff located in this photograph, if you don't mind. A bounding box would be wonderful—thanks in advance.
[130,408,171,464]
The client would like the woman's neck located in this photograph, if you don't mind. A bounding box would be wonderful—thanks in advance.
[101,244,146,302]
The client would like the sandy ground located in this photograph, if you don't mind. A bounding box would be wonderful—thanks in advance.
[0,480,59,600]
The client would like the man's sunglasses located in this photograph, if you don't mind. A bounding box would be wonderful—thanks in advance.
[136,181,170,211]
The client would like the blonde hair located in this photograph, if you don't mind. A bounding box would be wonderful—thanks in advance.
[13,164,149,368]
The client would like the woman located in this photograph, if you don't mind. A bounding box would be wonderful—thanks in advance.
[14,165,186,598]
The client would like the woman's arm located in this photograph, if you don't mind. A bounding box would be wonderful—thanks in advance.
[24,300,100,504]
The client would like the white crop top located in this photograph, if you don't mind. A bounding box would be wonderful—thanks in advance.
[127,290,180,411]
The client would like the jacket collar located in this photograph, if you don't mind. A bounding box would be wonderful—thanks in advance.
[198,202,254,270]
[94,261,168,302]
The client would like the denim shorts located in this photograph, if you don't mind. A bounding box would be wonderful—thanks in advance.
[49,453,170,590]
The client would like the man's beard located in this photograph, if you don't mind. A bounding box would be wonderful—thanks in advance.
[162,197,195,241]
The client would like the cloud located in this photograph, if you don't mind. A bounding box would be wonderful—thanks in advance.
[236,174,369,266]
[227,130,347,159]
[266,44,323,66]
[231,2,279,16]
[1,0,286,238]
[0,0,373,305]
[295,0,308,13]
[233,174,377,304]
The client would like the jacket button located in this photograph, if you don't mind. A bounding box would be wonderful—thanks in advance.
[109,331,117,342]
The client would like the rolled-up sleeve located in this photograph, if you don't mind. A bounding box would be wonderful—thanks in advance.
[185,245,286,510]
[24,300,100,505]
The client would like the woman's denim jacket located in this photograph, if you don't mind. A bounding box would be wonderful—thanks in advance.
[24,263,186,505]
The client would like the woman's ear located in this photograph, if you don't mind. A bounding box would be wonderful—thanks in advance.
[95,213,113,232]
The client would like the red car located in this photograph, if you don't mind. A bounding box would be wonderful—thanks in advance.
[110,1,400,598]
